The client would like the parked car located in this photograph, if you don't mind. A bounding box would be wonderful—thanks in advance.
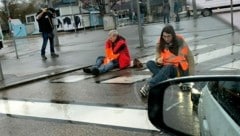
[148,75,240,136]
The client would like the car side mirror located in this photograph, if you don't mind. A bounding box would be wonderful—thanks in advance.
[147,75,240,136]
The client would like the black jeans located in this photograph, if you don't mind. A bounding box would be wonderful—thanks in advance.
[41,32,55,55]
[146,60,177,88]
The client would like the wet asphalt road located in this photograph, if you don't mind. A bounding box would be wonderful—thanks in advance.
[0,12,240,136]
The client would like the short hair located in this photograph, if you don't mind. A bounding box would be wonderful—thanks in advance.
[108,30,119,37]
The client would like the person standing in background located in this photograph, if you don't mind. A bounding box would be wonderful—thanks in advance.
[36,5,59,60]
[174,0,180,22]
[162,0,171,24]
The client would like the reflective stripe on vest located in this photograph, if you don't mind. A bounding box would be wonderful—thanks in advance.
[103,47,119,64]
[161,45,189,71]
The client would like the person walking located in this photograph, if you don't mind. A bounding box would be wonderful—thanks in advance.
[139,25,195,97]
[162,0,171,24]
[36,5,59,60]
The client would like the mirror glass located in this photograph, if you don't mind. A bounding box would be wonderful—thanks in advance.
[163,82,201,136]
[163,81,240,136]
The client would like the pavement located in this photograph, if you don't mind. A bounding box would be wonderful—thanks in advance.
[0,12,239,89]
[0,13,239,135]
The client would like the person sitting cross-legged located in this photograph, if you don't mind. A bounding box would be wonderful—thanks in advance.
[83,30,131,76]
[139,25,195,97]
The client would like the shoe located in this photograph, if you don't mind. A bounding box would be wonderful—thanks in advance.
[41,55,47,60]
[92,68,100,76]
[139,83,150,97]
[83,67,92,73]
[51,53,59,58]
[133,58,143,68]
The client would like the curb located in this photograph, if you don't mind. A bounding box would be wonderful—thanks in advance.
[0,65,91,90]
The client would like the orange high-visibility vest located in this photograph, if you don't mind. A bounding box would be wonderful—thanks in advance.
[161,45,189,71]
[103,47,119,64]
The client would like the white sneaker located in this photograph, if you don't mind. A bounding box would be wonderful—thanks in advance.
[139,83,150,97]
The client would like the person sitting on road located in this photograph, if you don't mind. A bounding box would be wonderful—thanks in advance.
[139,25,195,97]
[83,30,131,76]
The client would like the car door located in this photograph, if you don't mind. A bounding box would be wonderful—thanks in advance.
[198,81,240,136]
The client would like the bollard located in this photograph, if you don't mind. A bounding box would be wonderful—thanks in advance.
[0,61,4,80]
[136,0,144,48]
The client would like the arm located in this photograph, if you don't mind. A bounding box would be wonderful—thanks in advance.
[156,41,163,64]
[186,45,195,75]
[36,8,47,20]
[113,40,125,54]
[155,43,161,61]
[179,36,195,75]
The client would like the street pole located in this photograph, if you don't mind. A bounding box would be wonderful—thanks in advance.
[70,1,77,32]
[230,0,234,30]
[146,0,153,23]
[0,61,3,80]
[136,0,144,48]
[5,1,19,59]
[47,0,60,46]
[192,0,197,19]
[104,0,110,14]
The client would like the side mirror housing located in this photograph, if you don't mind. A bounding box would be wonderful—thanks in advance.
[148,75,240,136]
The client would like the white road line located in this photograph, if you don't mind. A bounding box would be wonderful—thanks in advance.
[211,59,240,71]
[196,46,240,64]
[0,100,158,131]
[137,44,216,65]
[165,102,182,111]
[101,75,151,84]
[51,75,93,83]
[189,44,215,50]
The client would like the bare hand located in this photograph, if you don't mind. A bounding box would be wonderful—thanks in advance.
[42,8,48,13]
[157,57,163,64]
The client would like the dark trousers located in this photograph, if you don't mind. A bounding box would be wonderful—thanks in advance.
[146,60,177,88]
[163,13,170,23]
[91,56,119,74]
[41,32,55,56]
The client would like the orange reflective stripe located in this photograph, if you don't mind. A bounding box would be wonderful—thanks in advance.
[160,45,189,70]
[104,48,119,64]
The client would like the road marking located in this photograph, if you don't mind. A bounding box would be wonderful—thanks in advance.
[0,99,158,131]
[210,59,240,71]
[165,102,182,111]
[51,75,93,83]
[5,65,71,77]
[189,44,215,50]
[137,44,216,65]
[195,46,240,64]
[101,75,151,84]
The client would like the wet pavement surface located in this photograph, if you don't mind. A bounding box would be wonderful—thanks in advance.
[0,13,239,136]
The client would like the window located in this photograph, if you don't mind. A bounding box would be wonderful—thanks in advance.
[208,81,240,125]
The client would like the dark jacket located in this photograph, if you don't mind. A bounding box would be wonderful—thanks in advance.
[105,36,131,69]
[162,2,170,14]
[36,10,54,33]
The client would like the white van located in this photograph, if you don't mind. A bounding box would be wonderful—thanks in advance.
[187,0,240,16]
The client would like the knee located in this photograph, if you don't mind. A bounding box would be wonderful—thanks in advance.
[165,65,178,76]
[146,60,155,69]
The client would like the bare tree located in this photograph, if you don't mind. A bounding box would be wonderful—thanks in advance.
[0,0,40,32]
